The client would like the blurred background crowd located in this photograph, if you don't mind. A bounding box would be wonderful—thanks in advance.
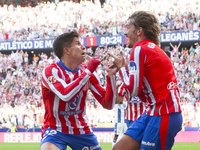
[0,0,200,130]
[0,0,200,41]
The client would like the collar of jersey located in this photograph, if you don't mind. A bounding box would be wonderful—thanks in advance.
[58,60,80,73]
[134,38,154,46]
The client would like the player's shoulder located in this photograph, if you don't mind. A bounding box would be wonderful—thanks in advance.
[43,63,59,74]
[45,63,58,70]
[136,39,162,54]
[141,40,157,49]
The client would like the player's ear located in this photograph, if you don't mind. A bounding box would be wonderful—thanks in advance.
[137,27,143,36]
[63,47,70,55]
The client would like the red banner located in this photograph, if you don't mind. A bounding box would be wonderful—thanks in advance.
[0,132,114,143]
[175,131,200,142]
[0,131,200,143]
[0,132,41,143]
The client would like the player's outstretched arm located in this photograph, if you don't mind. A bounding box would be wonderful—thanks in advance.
[115,81,123,104]
[89,72,116,110]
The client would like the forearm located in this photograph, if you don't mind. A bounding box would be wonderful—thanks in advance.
[99,75,116,109]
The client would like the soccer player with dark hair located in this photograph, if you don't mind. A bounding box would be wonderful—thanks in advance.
[40,30,116,150]
[107,11,183,150]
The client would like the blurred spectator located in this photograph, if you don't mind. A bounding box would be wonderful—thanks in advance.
[10,123,17,132]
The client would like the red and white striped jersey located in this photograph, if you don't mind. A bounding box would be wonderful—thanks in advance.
[41,60,116,135]
[118,39,181,116]
[125,97,145,121]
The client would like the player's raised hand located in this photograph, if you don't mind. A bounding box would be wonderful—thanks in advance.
[94,47,108,62]
[87,57,100,73]
[103,61,118,76]
[84,55,91,65]
[108,51,125,71]
[115,80,123,104]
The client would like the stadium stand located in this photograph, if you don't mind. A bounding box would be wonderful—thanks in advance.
[0,0,200,41]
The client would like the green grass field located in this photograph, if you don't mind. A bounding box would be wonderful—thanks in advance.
[0,143,200,150]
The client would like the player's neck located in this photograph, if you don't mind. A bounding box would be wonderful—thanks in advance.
[137,35,147,43]
[61,57,79,71]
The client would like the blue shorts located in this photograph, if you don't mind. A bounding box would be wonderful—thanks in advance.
[40,129,102,150]
[125,112,182,150]
[125,119,135,128]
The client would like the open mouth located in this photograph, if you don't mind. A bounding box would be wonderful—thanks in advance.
[81,52,86,56]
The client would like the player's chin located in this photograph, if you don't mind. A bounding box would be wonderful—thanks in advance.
[81,53,86,59]
[81,56,86,62]
[127,42,133,48]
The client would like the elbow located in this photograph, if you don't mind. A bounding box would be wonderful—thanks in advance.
[103,106,112,110]
[102,103,112,110]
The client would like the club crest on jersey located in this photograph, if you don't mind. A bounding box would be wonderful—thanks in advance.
[129,61,137,74]
[48,76,56,84]
[69,95,79,110]
[130,96,141,103]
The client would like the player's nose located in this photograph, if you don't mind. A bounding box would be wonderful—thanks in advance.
[82,45,86,51]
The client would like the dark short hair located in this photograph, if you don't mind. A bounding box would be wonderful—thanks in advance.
[128,11,160,45]
[53,30,79,59]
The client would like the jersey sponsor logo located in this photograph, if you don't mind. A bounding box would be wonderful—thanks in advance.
[141,141,155,147]
[59,110,82,116]
[48,76,56,84]
[60,95,82,116]
[167,82,178,90]
[90,144,101,150]
[41,129,57,141]
[129,61,137,74]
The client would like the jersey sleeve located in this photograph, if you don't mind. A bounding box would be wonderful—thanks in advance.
[41,66,91,102]
[89,72,116,110]
[119,46,145,97]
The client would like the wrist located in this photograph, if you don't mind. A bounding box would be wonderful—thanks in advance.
[85,69,92,75]
[120,67,126,72]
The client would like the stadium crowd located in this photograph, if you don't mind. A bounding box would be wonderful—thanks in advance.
[0,41,200,129]
[1,0,200,41]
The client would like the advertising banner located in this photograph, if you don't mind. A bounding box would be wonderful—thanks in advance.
[0,31,200,50]
[0,132,114,143]
[0,131,200,143]
[0,39,54,51]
